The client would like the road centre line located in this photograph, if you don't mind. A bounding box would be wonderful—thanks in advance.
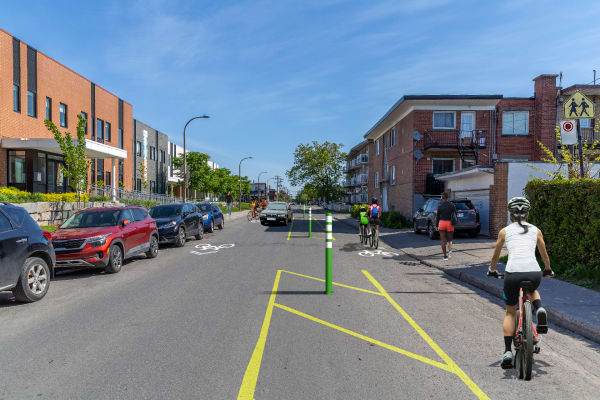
[311,217,335,240]
[362,270,490,400]
[237,270,281,400]
[273,302,452,372]
[280,269,383,296]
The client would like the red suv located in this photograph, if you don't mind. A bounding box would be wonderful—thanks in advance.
[51,206,158,273]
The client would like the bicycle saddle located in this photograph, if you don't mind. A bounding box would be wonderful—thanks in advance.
[519,280,534,290]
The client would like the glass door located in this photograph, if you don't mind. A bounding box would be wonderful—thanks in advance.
[460,112,475,139]
[47,160,57,193]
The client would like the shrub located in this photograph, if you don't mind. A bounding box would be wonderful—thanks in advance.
[525,179,600,269]
[89,195,110,202]
[0,187,88,203]
[120,199,159,209]
[40,192,89,202]
[350,204,368,218]
[381,211,411,229]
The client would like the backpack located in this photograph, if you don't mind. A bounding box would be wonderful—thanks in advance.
[371,205,379,217]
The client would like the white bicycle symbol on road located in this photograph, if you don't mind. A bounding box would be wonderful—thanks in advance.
[358,249,399,257]
[191,243,235,255]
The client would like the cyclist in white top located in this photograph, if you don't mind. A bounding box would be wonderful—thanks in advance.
[488,197,554,369]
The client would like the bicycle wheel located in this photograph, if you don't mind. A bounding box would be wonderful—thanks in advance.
[247,211,253,221]
[374,230,379,249]
[513,309,523,377]
[522,301,534,380]
[369,229,374,248]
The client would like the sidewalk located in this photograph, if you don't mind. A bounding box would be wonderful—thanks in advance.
[225,209,248,222]
[333,213,600,344]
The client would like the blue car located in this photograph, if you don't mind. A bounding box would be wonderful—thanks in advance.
[195,202,225,233]
[149,203,203,247]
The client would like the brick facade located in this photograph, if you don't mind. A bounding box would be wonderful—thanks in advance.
[0,28,133,191]
[488,162,508,237]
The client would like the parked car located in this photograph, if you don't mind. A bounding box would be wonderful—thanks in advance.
[413,197,480,239]
[52,206,159,273]
[260,202,293,226]
[195,202,224,233]
[0,203,55,302]
[150,203,203,247]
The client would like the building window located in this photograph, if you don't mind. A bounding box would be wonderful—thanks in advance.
[91,159,96,184]
[391,127,396,146]
[149,146,156,160]
[136,141,142,156]
[160,150,165,163]
[106,171,112,187]
[105,122,111,142]
[433,111,456,129]
[45,97,52,121]
[13,84,20,112]
[150,181,156,193]
[376,139,380,155]
[375,171,379,188]
[81,112,88,134]
[97,119,104,141]
[59,103,67,127]
[432,159,454,174]
[36,152,47,183]
[460,111,475,138]
[502,111,529,135]
[118,128,123,149]
[8,151,27,184]
[27,91,36,117]
[136,178,142,192]
[390,165,396,184]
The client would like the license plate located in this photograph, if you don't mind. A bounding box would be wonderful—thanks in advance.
[267,217,276,221]
[458,213,464,217]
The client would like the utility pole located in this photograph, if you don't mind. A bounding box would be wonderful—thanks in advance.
[274,175,283,201]
[182,115,209,202]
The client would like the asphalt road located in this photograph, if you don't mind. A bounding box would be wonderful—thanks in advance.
[1,207,599,399]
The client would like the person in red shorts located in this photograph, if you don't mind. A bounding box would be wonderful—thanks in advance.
[436,192,457,261]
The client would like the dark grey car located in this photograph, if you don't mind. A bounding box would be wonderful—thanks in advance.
[260,202,293,226]
[413,198,480,239]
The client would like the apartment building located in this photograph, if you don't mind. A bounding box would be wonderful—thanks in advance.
[357,74,560,235]
[132,120,169,194]
[0,28,133,193]
[344,140,370,204]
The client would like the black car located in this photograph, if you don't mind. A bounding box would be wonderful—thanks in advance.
[260,202,293,226]
[149,203,203,247]
[0,203,56,302]
[413,197,480,239]
[195,202,224,233]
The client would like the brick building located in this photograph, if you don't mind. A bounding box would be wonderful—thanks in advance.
[354,74,562,236]
[0,28,132,194]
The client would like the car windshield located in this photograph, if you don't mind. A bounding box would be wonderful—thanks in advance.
[265,204,287,211]
[150,205,182,218]
[60,210,121,228]
[197,204,211,212]
[454,202,473,210]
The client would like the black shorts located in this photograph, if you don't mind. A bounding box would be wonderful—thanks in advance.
[503,271,542,306]
[369,217,380,225]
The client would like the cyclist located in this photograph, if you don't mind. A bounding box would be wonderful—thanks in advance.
[358,206,369,240]
[488,197,554,369]
[367,197,381,237]
[252,198,260,218]
[436,192,457,261]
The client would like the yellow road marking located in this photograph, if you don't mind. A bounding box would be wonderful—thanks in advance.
[312,217,335,240]
[274,303,452,372]
[286,218,295,241]
[237,270,282,400]
[280,269,383,296]
[362,270,490,400]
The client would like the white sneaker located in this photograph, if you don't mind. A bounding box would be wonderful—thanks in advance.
[443,256,449,261]
[448,250,453,258]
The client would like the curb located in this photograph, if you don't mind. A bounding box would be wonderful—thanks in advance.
[334,216,600,344]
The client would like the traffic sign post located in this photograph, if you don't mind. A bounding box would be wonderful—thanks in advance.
[563,91,594,178]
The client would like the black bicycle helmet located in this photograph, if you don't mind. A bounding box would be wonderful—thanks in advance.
[507,197,530,217]
[371,197,378,204]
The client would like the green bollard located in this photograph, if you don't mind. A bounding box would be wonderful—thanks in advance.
[308,207,312,238]
[325,213,333,294]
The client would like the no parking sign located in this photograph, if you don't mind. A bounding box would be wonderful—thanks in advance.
[560,120,577,145]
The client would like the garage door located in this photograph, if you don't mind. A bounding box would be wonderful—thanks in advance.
[455,190,489,236]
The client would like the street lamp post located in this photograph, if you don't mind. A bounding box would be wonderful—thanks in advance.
[257,171,267,201]
[267,177,276,201]
[238,156,252,210]
[183,115,210,202]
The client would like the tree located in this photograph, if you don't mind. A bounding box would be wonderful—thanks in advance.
[287,141,347,201]
[172,152,215,194]
[45,115,90,200]
[138,163,149,191]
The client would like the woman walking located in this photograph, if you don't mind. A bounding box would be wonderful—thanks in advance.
[436,192,457,261]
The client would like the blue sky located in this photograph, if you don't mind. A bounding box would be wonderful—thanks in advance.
[3,0,600,193]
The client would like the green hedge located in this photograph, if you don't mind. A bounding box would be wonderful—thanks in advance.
[525,179,600,270]
[350,204,411,228]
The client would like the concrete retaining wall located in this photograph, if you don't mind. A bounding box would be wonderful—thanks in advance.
[14,202,122,226]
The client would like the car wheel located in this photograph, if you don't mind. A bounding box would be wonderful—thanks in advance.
[414,220,421,234]
[105,244,123,274]
[260,221,266,226]
[469,229,479,238]
[195,228,203,240]
[218,217,224,230]
[428,223,438,240]
[146,235,159,258]
[208,220,214,233]
[176,227,186,247]
[12,257,50,302]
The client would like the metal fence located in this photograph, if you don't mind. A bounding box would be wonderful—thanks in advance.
[88,185,182,204]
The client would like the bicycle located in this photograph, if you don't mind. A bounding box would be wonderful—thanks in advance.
[359,224,369,245]
[488,272,540,381]
[369,223,379,249]
[247,209,260,222]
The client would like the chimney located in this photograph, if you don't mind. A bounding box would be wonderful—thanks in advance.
[532,74,558,160]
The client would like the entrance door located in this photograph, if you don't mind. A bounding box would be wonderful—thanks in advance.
[47,160,66,193]
[461,112,475,139]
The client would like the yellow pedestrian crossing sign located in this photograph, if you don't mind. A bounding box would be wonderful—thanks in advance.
[564,91,595,119]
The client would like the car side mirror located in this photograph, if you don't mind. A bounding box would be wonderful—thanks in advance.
[122,219,131,226]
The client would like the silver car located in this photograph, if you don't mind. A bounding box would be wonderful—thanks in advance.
[260,202,293,226]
